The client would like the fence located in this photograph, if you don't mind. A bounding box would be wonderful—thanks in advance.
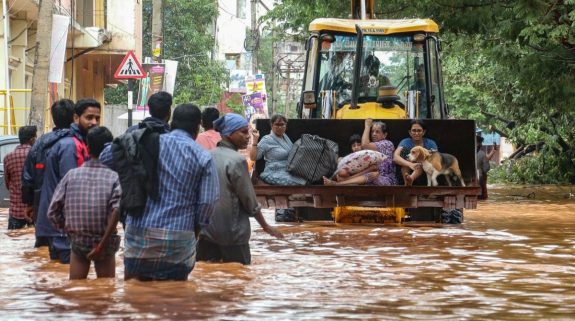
[0,89,31,135]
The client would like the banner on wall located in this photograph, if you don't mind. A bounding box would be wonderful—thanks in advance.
[49,15,71,83]
[245,74,266,95]
[243,74,268,124]
[229,70,248,93]
[242,92,266,123]
[136,63,165,111]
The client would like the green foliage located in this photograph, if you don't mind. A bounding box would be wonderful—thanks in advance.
[105,0,227,107]
[262,1,348,41]
[263,0,575,183]
[225,93,245,115]
[491,152,572,184]
[104,83,127,105]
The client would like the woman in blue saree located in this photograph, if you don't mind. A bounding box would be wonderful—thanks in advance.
[249,114,306,186]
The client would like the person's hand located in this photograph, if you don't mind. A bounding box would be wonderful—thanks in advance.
[263,226,284,239]
[493,142,499,151]
[409,162,421,171]
[251,128,260,142]
[87,245,102,261]
[365,118,373,128]
[24,206,34,224]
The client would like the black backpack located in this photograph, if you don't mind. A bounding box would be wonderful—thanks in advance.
[111,124,162,218]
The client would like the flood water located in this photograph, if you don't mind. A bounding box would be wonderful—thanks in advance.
[1,185,574,320]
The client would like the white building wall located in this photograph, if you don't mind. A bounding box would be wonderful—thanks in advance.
[215,0,249,61]
[105,0,142,57]
[215,0,274,72]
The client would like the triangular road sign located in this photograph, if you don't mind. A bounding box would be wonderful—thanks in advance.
[114,50,146,79]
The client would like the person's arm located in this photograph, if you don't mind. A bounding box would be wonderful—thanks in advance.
[87,208,119,260]
[21,150,36,205]
[361,118,377,151]
[487,143,498,161]
[194,158,220,236]
[47,174,68,230]
[87,176,122,260]
[249,129,260,161]
[3,156,10,189]
[393,145,414,169]
[230,157,283,239]
[427,138,439,151]
[254,210,283,239]
[59,141,81,179]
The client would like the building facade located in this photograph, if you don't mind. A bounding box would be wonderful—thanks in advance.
[0,0,142,133]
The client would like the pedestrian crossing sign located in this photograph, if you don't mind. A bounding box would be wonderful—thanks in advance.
[114,50,146,79]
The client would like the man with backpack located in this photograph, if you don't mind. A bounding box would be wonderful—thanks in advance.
[99,92,172,228]
[123,103,219,281]
[34,99,101,263]
[99,91,172,170]
[22,99,75,247]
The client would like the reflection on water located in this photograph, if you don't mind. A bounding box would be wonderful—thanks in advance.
[1,185,574,320]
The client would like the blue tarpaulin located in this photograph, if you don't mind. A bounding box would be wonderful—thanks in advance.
[476,128,501,146]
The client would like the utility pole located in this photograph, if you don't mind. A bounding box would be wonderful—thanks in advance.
[151,0,163,62]
[271,38,277,115]
[29,0,53,131]
[250,0,257,75]
[284,65,290,117]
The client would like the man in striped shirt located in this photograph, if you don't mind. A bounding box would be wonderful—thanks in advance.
[48,127,121,279]
[4,126,36,229]
[124,103,219,281]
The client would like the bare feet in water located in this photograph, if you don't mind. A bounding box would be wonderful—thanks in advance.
[323,176,336,186]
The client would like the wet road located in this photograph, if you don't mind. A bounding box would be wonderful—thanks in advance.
[1,185,574,320]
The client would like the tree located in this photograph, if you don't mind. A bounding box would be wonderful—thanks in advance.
[29,0,53,131]
[106,0,227,107]
[262,0,575,183]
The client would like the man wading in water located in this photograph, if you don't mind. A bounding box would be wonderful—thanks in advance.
[197,113,283,265]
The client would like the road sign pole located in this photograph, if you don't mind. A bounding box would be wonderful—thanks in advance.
[114,50,145,128]
[128,79,134,127]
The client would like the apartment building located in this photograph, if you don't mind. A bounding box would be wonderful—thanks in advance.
[0,0,142,133]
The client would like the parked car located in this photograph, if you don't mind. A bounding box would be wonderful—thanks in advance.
[0,135,20,208]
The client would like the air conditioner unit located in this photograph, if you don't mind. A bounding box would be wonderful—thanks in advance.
[85,26,113,45]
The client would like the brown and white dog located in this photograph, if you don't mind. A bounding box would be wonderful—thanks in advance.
[407,146,466,187]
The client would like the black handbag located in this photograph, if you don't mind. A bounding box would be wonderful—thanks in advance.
[286,134,339,184]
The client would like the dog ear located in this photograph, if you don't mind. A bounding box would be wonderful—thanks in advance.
[422,148,431,158]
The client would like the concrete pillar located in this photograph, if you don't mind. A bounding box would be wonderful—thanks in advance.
[10,19,28,127]
[0,4,8,130]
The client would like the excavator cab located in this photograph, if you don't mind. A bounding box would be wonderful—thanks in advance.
[300,19,447,121]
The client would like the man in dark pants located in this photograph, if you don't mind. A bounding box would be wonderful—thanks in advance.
[4,126,36,229]
[35,99,101,263]
[197,113,283,265]
[21,99,75,247]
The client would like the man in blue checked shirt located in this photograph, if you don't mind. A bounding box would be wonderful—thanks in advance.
[123,103,219,281]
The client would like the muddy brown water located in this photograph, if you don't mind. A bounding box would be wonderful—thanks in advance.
[1,185,574,320]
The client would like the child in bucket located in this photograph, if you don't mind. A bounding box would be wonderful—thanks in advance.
[48,127,121,279]
[324,119,396,186]
[323,133,385,185]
